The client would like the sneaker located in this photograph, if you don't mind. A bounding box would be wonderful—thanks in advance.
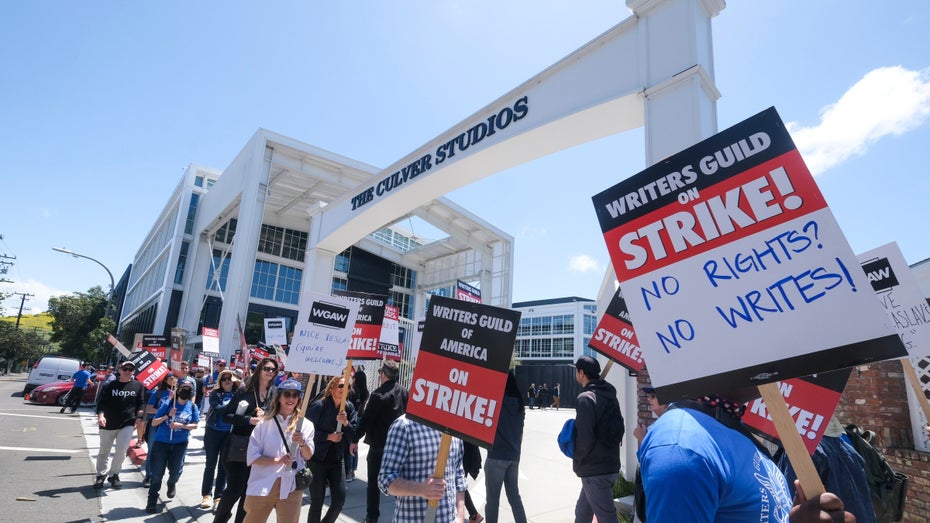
[142,476,151,488]
[60,407,66,414]
[213,497,221,513]
[469,514,484,523]
[200,495,212,509]
[93,475,105,489]
[145,504,158,514]
[166,483,176,498]
[108,475,122,489]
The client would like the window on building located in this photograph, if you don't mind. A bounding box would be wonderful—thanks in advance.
[281,229,307,262]
[215,219,237,244]
[552,314,573,334]
[174,241,190,285]
[392,264,415,289]
[334,250,350,273]
[331,277,348,293]
[584,314,598,335]
[275,265,302,304]
[531,316,551,336]
[389,290,412,319]
[251,260,278,300]
[205,178,216,188]
[553,337,574,358]
[194,176,204,187]
[258,225,284,256]
[184,193,200,235]
[206,249,230,292]
[518,318,532,337]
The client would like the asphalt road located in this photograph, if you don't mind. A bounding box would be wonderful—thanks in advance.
[0,373,99,523]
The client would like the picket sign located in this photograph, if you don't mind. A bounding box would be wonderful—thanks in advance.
[757,383,824,499]
[107,334,132,358]
[425,433,454,523]
[335,359,355,433]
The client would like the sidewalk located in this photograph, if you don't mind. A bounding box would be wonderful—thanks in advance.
[79,406,588,522]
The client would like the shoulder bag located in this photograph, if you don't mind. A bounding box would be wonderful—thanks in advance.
[274,416,312,491]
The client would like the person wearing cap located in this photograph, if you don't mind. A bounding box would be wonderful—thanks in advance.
[572,355,622,523]
[145,376,201,513]
[306,375,357,523]
[243,379,314,523]
[204,358,228,406]
[200,369,241,510]
[141,373,178,487]
[351,360,408,523]
[94,360,145,490]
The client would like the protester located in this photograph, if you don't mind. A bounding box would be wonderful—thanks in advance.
[177,360,191,378]
[194,366,206,411]
[552,382,561,410]
[526,383,537,410]
[638,386,856,522]
[378,415,467,522]
[484,370,528,523]
[345,367,369,482]
[214,356,279,523]
[351,360,408,523]
[94,360,145,489]
[306,375,356,523]
[203,359,228,412]
[572,356,622,523]
[61,362,92,414]
[201,369,240,510]
[142,373,177,487]
[539,384,550,410]
[242,379,314,523]
[146,376,201,514]
[462,442,483,522]
[632,386,667,446]
[778,416,877,523]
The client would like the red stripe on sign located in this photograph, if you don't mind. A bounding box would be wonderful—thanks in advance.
[603,150,826,280]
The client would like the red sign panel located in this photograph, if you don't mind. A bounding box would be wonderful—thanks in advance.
[588,286,645,372]
[334,290,387,360]
[130,350,170,390]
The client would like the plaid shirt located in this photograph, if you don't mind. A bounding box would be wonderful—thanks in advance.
[378,416,466,523]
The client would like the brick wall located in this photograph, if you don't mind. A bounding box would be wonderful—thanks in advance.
[835,359,930,520]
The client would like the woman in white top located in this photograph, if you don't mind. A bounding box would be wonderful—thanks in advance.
[243,379,314,523]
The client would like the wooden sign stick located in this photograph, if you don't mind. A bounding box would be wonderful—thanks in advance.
[757,383,825,499]
[300,374,318,414]
[600,359,614,380]
[424,433,453,523]
[336,359,354,433]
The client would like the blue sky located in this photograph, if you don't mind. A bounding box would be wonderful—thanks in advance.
[2,1,929,315]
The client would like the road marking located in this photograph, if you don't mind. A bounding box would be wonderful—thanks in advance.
[0,412,91,420]
[0,446,80,454]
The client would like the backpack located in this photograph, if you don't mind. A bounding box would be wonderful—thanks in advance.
[596,393,625,447]
[557,418,576,458]
[844,424,907,522]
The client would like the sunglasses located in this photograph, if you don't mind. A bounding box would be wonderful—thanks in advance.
[220,377,232,382]
[281,390,300,399]
[336,384,345,389]
[120,366,134,371]
[262,366,277,373]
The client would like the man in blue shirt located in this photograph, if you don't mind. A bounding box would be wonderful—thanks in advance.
[61,362,92,414]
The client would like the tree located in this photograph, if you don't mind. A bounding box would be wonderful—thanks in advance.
[0,320,47,372]
[47,286,115,363]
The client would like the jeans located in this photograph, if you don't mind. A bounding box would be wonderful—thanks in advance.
[484,458,528,523]
[574,472,617,523]
[147,440,189,507]
[201,427,230,497]
[308,459,347,523]
[65,386,85,411]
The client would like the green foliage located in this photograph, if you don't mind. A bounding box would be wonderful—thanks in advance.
[47,286,113,362]
[0,320,49,365]
[613,472,635,498]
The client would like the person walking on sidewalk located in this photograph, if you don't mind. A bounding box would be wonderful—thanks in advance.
[142,373,177,487]
[214,356,278,523]
[351,360,408,523]
[145,376,201,514]
[306,375,356,523]
[242,379,314,523]
[484,371,528,523]
[61,362,92,414]
[200,369,240,509]
[94,360,145,489]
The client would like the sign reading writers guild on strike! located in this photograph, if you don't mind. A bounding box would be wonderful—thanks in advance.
[588,286,645,372]
[591,107,905,402]
[333,290,387,360]
[130,350,171,390]
[288,291,360,376]
[405,295,521,448]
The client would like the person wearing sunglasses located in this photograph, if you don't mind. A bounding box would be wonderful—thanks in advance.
[306,376,357,523]
[200,369,241,510]
[214,357,279,523]
[243,379,314,523]
[93,360,145,490]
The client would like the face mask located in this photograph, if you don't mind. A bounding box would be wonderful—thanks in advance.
[177,388,193,400]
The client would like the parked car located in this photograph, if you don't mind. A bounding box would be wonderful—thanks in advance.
[25,379,99,407]
[24,356,82,394]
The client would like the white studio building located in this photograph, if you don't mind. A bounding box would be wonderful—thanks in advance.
[117,129,513,360]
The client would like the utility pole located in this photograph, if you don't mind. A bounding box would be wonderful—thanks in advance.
[13,292,33,328]
[0,253,14,284]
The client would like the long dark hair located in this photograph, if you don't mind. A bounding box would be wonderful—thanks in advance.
[505,370,524,410]
[351,368,369,406]
[245,357,277,391]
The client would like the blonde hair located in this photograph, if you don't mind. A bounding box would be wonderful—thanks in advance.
[265,387,304,433]
[323,375,346,399]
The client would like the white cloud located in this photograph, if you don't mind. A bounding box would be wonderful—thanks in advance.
[1,279,70,315]
[519,225,548,239]
[568,254,603,273]
[787,66,930,176]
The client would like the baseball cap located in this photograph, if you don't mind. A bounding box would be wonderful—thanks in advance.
[120,360,136,370]
[178,377,196,390]
[216,359,227,365]
[278,379,303,393]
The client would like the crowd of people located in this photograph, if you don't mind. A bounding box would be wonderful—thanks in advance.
[83,350,896,523]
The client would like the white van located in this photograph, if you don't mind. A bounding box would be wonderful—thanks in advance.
[24,356,81,394]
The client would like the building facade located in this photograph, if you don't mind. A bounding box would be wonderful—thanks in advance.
[116,129,513,360]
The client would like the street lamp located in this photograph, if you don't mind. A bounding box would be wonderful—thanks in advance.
[52,247,116,321]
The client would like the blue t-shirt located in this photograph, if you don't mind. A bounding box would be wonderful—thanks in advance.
[638,407,792,523]
[72,369,92,388]
[153,400,200,444]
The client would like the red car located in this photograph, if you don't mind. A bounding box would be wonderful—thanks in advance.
[25,380,100,407]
